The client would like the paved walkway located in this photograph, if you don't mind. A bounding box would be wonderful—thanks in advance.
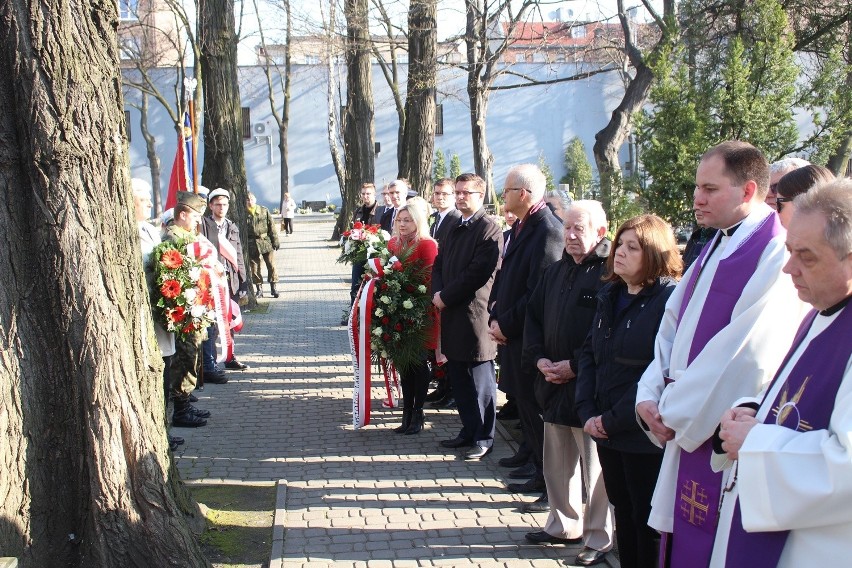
[176,217,616,568]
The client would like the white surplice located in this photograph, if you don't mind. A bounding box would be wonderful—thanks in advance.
[710,306,852,567]
[635,204,805,532]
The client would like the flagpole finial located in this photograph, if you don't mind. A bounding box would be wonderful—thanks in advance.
[184,77,198,96]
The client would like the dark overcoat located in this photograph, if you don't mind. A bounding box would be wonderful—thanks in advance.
[431,208,502,362]
[488,206,564,399]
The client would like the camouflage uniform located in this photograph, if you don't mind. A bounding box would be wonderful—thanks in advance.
[246,203,279,287]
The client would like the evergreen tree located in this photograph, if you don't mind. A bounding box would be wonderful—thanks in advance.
[538,154,555,192]
[449,153,462,179]
[433,148,446,182]
[560,136,593,198]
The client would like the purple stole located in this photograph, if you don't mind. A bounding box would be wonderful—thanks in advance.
[723,305,852,567]
[668,213,783,568]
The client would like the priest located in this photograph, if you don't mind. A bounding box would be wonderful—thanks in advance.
[634,141,805,566]
[711,180,852,567]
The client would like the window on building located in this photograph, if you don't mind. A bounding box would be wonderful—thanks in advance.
[124,110,131,142]
[304,55,320,65]
[573,25,587,38]
[241,107,251,139]
[532,52,546,63]
[118,0,139,21]
[515,53,526,63]
[435,104,444,136]
[119,35,141,60]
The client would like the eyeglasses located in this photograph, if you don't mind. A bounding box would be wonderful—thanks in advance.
[503,187,525,193]
[455,190,483,197]
[776,196,793,213]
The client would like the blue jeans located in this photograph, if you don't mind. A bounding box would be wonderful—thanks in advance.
[202,325,218,372]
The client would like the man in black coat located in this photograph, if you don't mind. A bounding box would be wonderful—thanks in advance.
[379,179,407,233]
[425,178,462,406]
[488,164,564,493]
[521,201,614,564]
[432,173,503,460]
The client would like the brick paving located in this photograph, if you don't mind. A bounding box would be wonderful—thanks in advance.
[175,217,617,568]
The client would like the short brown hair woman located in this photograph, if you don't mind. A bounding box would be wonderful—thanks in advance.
[576,214,682,568]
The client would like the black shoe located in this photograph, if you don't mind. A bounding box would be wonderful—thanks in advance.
[507,478,546,494]
[498,452,530,468]
[169,440,180,451]
[575,547,608,566]
[188,394,198,403]
[187,404,210,419]
[168,434,185,446]
[524,531,581,545]
[404,409,425,435]
[429,395,455,409]
[522,492,550,513]
[225,359,249,370]
[464,444,493,460]
[444,398,457,409]
[508,462,537,479]
[496,400,519,420]
[440,436,473,449]
[394,410,412,434]
[204,370,228,384]
[340,317,349,326]
[172,411,207,428]
[270,284,279,298]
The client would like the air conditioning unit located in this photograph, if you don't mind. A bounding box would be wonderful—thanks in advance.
[253,122,267,135]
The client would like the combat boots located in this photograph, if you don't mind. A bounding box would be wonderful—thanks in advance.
[270,283,279,298]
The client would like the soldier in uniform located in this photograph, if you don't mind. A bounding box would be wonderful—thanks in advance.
[246,191,280,298]
[163,191,212,428]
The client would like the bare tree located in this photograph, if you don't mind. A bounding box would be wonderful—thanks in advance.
[254,0,294,211]
[592,0,677,212]
[338,0,376,237]
[0,0,207,565]
[399,0,438,195]
[324,0,348,232]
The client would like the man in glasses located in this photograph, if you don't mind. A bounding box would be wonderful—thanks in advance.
[766,157,809,210]
[432,173,503,460]
[635,141,804,567]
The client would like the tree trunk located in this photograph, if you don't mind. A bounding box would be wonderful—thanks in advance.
[826,131,852,176]
[0,1,208,566]
[400,0,438,196]
[278,1,292,211]
[198,0,253,304]
[139,93,163,215]
[325,0,347,240]
[339,0,375,237]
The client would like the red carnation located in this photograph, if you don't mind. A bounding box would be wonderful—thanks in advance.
[353,221,363,229]
[343,230,351,237]
[366,225,378,234]
[382,333,391,342]
[160,279,182,299]
[380,283,388,291]
[394,323,403,331]
[381,316,390,324]
[168,306,186,323]
[392,261,403,271]
[160,249,183,269]
[182,322,197,333]
[405,284,415,293]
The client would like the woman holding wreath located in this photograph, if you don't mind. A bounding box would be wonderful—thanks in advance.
[388,197,439,434]
[575,214,682,568]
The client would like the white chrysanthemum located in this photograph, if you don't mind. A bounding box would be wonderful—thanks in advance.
[402,299,413,309]
[417,285,427,293]
[190,305,206,318]
[373,326,383,336]
[188,267,202,281]
[374,308,384,317]
[380,296,391,304]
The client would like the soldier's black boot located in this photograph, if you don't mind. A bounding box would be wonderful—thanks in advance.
[270,283,280,298]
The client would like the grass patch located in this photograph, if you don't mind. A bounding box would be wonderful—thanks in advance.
[244,301,270,315]
[190,483,276,568]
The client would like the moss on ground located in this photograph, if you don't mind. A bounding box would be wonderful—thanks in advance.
[190,483,276,568]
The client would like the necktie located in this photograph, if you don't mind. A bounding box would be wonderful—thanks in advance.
[431,213,440,237]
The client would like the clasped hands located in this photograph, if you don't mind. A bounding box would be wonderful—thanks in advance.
[636,401,675,445]
[718,407,758,461]
[536,358,575,384]
[583,415,608,439]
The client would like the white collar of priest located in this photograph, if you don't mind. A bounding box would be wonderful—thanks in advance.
[821,295,851,317]
[719,221,743,238]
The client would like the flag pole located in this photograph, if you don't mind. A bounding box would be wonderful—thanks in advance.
[184,76,199,194]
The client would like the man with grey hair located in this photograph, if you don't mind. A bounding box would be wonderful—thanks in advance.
[489,164,564,470]
[521,200,614,565]
[767,157,810,210]
[710,180,852,567]
[379,179,408,233]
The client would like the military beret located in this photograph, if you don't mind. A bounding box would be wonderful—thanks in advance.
[176,191,207,214]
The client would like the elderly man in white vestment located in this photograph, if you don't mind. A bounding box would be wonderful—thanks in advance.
[634,141,804,567]
[710,180,852,568]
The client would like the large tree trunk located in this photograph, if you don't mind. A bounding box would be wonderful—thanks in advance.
[338,0,375,238]
[139,93,163,215]
[399,0,438,196]
[0,1,207,566]
[464,0,496,200]
[198,0,253,303]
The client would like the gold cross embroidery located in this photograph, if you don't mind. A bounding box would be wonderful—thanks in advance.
[679,480,709,526]
[772,375,813,431]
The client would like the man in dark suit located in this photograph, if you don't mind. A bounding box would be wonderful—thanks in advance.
[488,164,565,499]
[432,173,503,460]
[426,178,462,406]
[379,179,407,233]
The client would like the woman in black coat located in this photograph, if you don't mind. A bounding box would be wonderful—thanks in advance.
[575,214,682,568]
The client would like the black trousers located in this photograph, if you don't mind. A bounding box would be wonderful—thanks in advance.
[282,218,293,234]
[517,396,545,478]
[447,360,496,446]
[400,358,430,411]
[596,445,663,568]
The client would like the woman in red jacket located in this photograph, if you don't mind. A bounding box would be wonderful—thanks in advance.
[388,197,439,434]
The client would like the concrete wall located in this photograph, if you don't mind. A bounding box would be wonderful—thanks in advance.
[124,63,630,210]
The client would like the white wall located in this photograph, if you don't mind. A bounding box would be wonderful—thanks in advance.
[124,62,630,210]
